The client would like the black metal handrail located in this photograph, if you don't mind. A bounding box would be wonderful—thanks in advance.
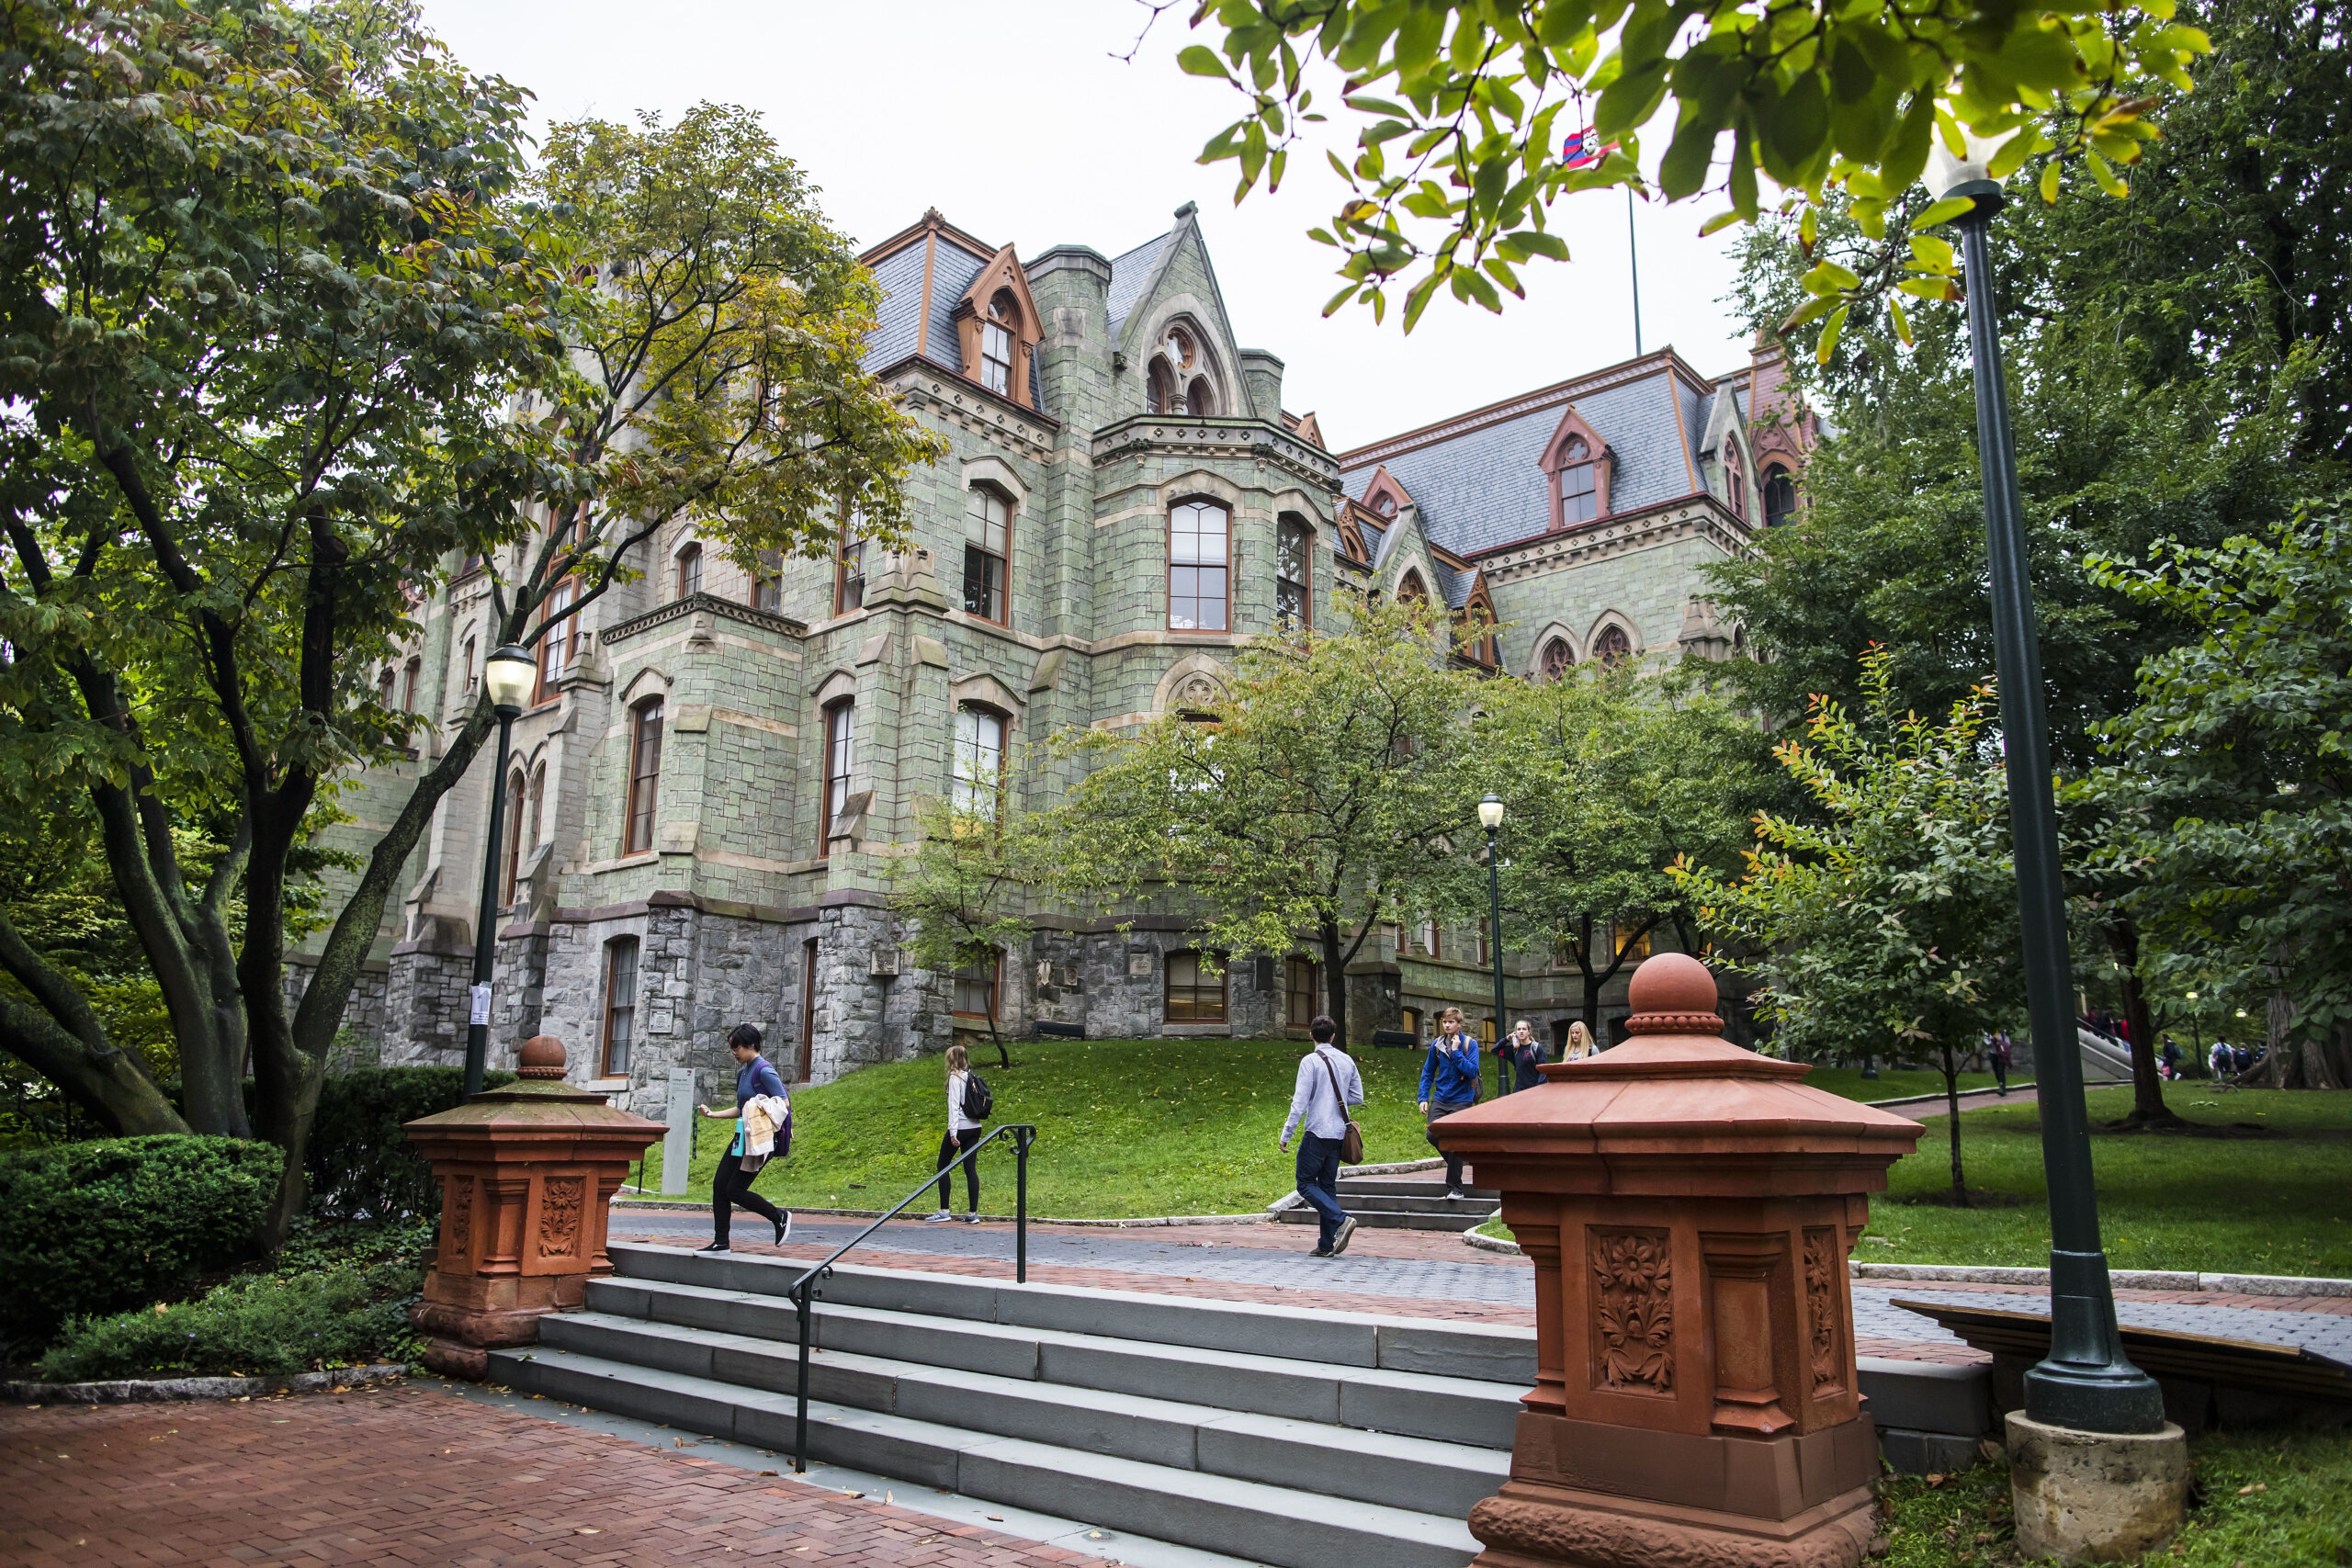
[785,1122,1036,1472]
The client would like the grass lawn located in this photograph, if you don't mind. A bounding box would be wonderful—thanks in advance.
[1871,1427,2351,1566]
[1806,1067,2005,1103]
[632,1038,1453,1221]
[1862,1087,2352,1278]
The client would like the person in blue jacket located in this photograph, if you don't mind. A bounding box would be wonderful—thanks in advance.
[1416,1007,1483,1199]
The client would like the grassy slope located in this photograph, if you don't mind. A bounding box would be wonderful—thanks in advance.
[1863,1088,2352,1277]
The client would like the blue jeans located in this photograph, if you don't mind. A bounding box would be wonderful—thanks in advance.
[1295,1133,1345,1251]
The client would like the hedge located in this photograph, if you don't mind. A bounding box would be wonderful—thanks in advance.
[302,1066,513,1223]
[0,1134,281,1356]
[37,1257,421,1381]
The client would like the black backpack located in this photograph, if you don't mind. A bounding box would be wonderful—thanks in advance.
[962,1070,993,1122]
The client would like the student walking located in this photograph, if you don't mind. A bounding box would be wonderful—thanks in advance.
[1562,1020,1597,1061]
[1279,1015,1365,1258]
[927,1043,989,1223]
[1418,1007,1484,1199]
[1498,1019,1545,1093]
[695,1023,791,1253]
[1989,1030,2013,1096]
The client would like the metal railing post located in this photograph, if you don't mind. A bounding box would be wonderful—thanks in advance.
[793,1281,814,1473]
[1014,1125,1033,1284]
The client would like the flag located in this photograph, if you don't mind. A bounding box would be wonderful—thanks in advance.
[1562,125,1618,171]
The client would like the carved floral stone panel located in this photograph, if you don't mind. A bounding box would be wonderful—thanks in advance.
[537,1174,586,1260]
[1804,1226,1842,1394]
[1589,1228,1675,1394]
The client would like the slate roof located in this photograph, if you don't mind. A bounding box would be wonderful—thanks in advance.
[863,241,931,369]
[1337,358,1718,559]
[1105,231,1172,342]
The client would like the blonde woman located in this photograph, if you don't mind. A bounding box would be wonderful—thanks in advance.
[1563,1020,1598,1061]
[926,1043,987,1224]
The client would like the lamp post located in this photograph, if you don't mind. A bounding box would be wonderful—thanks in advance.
[465,645,537,1100]
[2185,992,2201,1076]
[1479,794,1507,1100]
[1930,137,2164,1436]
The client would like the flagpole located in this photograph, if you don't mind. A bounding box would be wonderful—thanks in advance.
[1628,185,1643,356]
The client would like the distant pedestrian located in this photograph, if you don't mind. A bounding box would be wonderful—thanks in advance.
[1498,1019,1544,1093]
[2160,1034,2182,1080]
[1279,1015,1365,1258]
[927,1043,989,1224]
[1562,1020,1597,1061]
[1417,1007,1483,1200]
[1989,1029,2013,1096]
[695,1023,791,1253]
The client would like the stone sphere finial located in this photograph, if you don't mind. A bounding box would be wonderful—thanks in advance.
[1623,952,1725,1035]
[516,1034,567,1079]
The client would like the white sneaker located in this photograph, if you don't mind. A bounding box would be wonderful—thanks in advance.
[1330,1217,1359,1256]
[923,1210,953,1223]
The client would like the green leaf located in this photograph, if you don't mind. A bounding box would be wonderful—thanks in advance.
[1177,45,1233,81]
[1815,302,1850,365]
[1888,296,1913,346]
[2039,160,2062,204]
[1912,196,1976,230]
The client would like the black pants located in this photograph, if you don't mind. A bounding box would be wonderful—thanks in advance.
[1426,1098,1474,1188]
[1992,1057,2008,1091]
[713,1156,783,1241]
[936,1127,981,1213]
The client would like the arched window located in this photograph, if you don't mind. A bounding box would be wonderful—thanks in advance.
[461,635,477,696]
[674,541,702,598]
[600,937,639,1077]
[952,704,1007,818]
[1275,516,1312,633]
[526,763,547,857]
[963,488,1010,624]
[501,770,528,906]
[1763,465,1798,528]
[1558,438,1599,525]
[953,945,1001,1021]
[1721,444,1746,521]
[836,510,868,614]
[1168,500,1229,631]
[1374,492,1397,519]
[1540,637,1574,683]
[624,698,662,855]
[1165,951,1227,1022]
[401,657,422,713]
[1397,570,1429,604]
[377,667,396,707]
[1147,357,1179,414]
[1593,625,1634,665]
[1186,378,1216,418]
[980,290,1018,395]
[537,581,575,701]
[820,699,854,857]
[1148,324,1213,416]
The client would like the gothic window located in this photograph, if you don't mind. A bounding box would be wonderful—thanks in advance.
[1763,465,1798,528]
[752,551,782,613]
[836,512,868,614]
[1284,956,1318,1029]
[1168,500,1229,631]
[979,293,1017,395]
[1397,570,1429,604]
[1559,438,1598,525]
[1165,951,1227,1022]
[624,698,663,854]
[1148,323,1212,415]
[501,770,527,906]
[1187,378,1216,418]
[1147,357,1179,414]
[1722,444,1747,521]
[377,667,396,707]
[820,699,854,856]
[1593,625,1634,665]
[952,704,1007,818]
[526,763,546,860]
[1275,516,1312,633]
[401,657,422,713]
[536,581,575,701]
[1540,637,1574,683]
[953,945,1001,1020]
[461,636,477,696]
[964,487,1010,623]
[674,541,702,599]
[600,937,639,1077]
[1374,492,1397,519]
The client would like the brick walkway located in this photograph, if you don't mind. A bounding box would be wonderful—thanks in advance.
[1,1382,1102,1568]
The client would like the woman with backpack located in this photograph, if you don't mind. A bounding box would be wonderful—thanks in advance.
[926,1043,989,1224]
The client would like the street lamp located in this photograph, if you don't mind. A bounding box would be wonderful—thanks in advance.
[465,644,537,1099]
[1929,136,2164,1434]
[2185,992,2201,1075]
[1479,794,1507,1100]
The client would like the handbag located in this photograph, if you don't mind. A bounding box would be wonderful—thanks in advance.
[1316,1048,1365,1165]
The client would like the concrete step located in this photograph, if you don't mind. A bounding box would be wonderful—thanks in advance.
[537,1311,1511,1517]
[1333,1180,1500,1201]
[1274,1205,1500,1232]
[493,1345,1483,1568]
[1317,1193,1504,1215]
[608,1242,1536,1386]
[584,1274,1524,1450]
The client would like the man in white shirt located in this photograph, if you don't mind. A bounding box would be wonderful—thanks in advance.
[1278,1015,1365,1257]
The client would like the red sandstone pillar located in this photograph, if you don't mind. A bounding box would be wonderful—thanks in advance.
[402,1034,664,1378]
[1434,953,1924,1568]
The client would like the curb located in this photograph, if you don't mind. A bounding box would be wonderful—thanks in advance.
[1849,1263,2352,1297]
[1864,1082,2039,1110]
[1463,1228,1522,1257]
[5,1361,407,1405]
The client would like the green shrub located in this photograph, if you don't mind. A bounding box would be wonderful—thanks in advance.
[0,1134,281,1356]
[36,1257,423,1380]
[304,1066,512,1223]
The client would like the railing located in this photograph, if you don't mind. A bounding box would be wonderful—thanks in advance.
[785,1122,1037,1472]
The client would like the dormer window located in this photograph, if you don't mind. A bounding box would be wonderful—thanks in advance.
[953,252,1037,408]
[1559,438,1598,524]
[1374,494,1397,519]
[980,293,1017,395]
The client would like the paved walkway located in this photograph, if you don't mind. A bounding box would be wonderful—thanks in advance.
[1,1381,1105,1568]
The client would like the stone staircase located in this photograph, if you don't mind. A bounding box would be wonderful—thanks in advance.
[492,1241,1523,1568]
[1273,1174,1501,1234]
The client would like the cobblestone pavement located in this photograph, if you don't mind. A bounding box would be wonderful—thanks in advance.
[0,1381,1104,1568]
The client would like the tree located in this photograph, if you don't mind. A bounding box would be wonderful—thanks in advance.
[1479,670,1761,1039]
[1176,0,2208,338]
[889,799,1043,1070]
[0,2,941,1243]
[1044,599,1486,1046]
[1669,650,2021,1201]
[2086,495,2352,1090]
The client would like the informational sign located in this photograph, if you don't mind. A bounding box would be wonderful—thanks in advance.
[662,1068,698,1195]
[469,983,492,1027]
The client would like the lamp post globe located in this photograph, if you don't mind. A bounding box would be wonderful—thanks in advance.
[1935,140,2163,1435]
[464,643,538,1098]
[1480,794,1506,1100]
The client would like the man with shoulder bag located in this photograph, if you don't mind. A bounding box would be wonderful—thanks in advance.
[1278,1014,1365,1258]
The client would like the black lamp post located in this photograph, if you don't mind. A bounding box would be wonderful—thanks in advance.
[1479,793,1507,1100]
[464,644,537,1100]
[1932,138,2164,1435]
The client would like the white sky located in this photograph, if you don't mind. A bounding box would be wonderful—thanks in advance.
[416,0,1752,452]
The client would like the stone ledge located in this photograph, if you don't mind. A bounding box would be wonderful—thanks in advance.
[1849,1262,2352,1296]
[4,1362,407,1404]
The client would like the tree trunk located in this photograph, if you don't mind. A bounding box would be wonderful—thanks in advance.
[1940,1037,1968,1206]
[2254,987,2297,1088]
[2108,918,2180,1127]
[0,992,188,1136]
[1319,918,1350,1048]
